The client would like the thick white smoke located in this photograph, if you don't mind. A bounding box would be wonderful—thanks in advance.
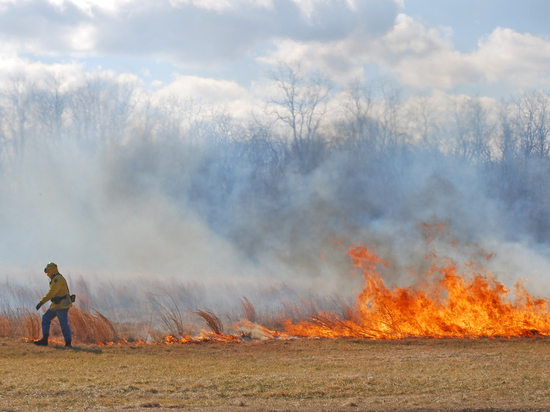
[1,70,550,319]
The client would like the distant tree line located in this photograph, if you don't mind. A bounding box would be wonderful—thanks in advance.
[1,64,550,255]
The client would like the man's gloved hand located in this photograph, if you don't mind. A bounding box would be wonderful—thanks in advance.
[36,302,43,311]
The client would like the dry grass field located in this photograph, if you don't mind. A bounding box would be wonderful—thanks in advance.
[3,239,550,411]
[1,336,550,412]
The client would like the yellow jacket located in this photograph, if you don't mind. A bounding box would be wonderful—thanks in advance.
[40,273,73,311]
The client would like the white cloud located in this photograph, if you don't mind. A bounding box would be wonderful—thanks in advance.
[0,54,143,95]
[0,0,398,66]
[259,13,550,90]
[48,0,134,15]
[70,23,97,51]
[378,17,550,89]
[257,38,364,83]
[292,0,334,19]
[4,0,547,94]
[169,0,273,11]
[374,15,550,89]
[168,0,399,17]
[473,27,550,87]
[370,14,480,88]
[153,75,258,117]
[155,75,246,102]
[295,0,402,18]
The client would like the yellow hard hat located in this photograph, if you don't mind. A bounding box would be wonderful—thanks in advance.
[44,262,58,273]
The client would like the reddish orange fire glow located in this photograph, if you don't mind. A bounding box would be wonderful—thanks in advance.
[284,245,550,339]
[21,231,550,345]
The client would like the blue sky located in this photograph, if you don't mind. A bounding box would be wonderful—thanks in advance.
[1,0,550,109]
[403,0,550,52]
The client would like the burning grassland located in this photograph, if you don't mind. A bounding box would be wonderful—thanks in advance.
[3,229,550,345]
[285,245,550,340]
[2,232,550,410]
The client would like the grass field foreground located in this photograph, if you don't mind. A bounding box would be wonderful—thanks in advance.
[1,337,550,411]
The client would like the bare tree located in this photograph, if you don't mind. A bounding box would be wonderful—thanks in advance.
[467,98,495,164]
[266,62,332,173]
[202,106,247,195]
[138,94,154,136]
[496,100,517,164]
[156,93,186,141]
[406,94,439,148]
[514,90,550,159]
[109,78,138,144]
[33,73,67,143]
[156,95,206,145]
[339,79,374,142]
[69,73,137,147]
[2,74,36,159]
[511,91,550,227]
[243,118,286,192]
[69,74,104,143]
[334,79,385,157]
[449,96,494,163]
[378,80,406,153]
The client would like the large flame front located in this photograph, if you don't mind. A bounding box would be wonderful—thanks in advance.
[19,235,550,345]
[284,245,550,339]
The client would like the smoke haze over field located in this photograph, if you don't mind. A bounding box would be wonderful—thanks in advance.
[2,0,550,312]
[2,74,550,301]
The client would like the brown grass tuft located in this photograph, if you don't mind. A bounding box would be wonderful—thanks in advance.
[68,308,119,343]
[195,309,223,334]
[1,307,121,344]
[20,308,41,339]
[0,308,41,340]
[0,314,12,337]
[240,296,256,323]
[147,291,186,338]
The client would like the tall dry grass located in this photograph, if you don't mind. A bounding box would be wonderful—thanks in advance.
[195,309,224,335]
[1,306,121,343]
[240,296,256,323]
[0,284,361,344]
[147,290,187,337]
[68,308,119,343]
[0,308,41,339]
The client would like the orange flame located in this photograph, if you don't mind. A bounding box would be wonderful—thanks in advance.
[20,230,550,345]
[235,319,290,340]
[284,245,550,339]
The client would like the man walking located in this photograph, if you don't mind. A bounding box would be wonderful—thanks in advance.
[34,262,73,347]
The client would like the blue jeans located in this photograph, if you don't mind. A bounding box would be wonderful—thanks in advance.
[42,308,72,342]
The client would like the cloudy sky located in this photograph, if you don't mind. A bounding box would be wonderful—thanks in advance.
[1,0,549,109]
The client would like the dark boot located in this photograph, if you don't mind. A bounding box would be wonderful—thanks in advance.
[65,340,72,348]
[34,334,49,346]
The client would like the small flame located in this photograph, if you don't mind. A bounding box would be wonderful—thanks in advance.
[235,319,290,340]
